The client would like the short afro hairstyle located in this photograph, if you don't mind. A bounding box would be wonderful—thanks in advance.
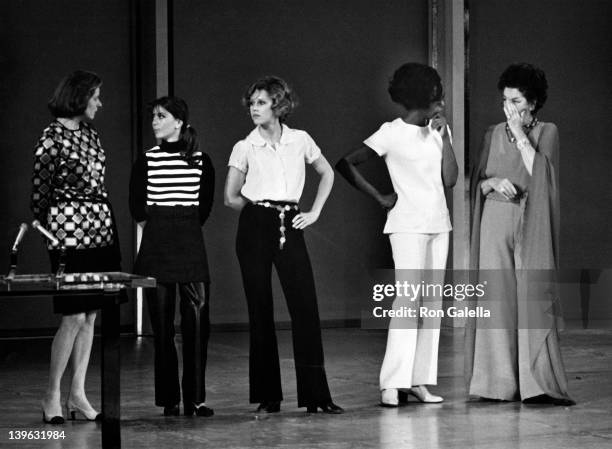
[497,63,548,113]
[48,70,102,118]
[242,76,297,122]
[388,63,443,110]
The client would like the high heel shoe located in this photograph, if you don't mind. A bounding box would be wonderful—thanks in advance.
[184,402,214,417]
[306,401,344,414]
[42,412,65,425]
[405,385,443,403]
[163,404,180,416]
[41,399,64,424]
[255,401,281,413]
[65,400,102,421]
[380,389,399,407]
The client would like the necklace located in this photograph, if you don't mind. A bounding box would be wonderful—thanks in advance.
[505,117,538,143]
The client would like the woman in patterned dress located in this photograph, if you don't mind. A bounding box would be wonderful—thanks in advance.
[31,70,122,423]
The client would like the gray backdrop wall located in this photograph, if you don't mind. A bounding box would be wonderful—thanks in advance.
[0,0,430,333]
[2,0,610,334]
[469,0,612,324]
[0,0,139,333]
[174,0,428,322]
[171,0,430,326]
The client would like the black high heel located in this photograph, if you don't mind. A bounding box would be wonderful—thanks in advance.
[41,400,65,424]
[163,404,180,416]
[306,401,344,414]
[42,412,65,425]
[184,402,214,417]
[255,401,281,413]
[195,404,214,417]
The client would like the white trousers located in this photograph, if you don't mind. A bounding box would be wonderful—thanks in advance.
[379,232,449,390]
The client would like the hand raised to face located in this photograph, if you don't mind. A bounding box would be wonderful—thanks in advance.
[430,114,448,136]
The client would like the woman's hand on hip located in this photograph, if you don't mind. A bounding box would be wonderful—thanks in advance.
[487,177,518,200]
[292,210,320,229]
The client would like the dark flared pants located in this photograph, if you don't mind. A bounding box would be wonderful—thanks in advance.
[147,282,210,407]
[236,203,332,407]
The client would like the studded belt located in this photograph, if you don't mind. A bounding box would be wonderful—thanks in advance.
[254,201,299,250]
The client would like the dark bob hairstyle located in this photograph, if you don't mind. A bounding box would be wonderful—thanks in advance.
[48,70,102,118]
[388,63,443,110]
[498,63,548,113]
[149,96,201,166]
[242,76,297,123]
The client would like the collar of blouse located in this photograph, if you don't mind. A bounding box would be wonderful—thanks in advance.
[246,124,298,148]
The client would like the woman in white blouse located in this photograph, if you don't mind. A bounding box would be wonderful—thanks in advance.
[336,63,457,407]
[224,76,342,414]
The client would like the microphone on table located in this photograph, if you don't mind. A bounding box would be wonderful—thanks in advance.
[32,220,60,247]
[32,220,66,279]
[11,223,28,253]
[7,223,29,280]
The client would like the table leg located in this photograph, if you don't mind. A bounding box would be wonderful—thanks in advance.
[101,295,121,449]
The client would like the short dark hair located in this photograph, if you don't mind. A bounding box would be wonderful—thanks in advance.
[48,70,102,118]
[497,63,548,113]
[242,76,297,122]
[388,63,443,110]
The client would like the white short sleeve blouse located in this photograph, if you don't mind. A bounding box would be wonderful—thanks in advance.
[364,118,451,234]
[228,124,322,202]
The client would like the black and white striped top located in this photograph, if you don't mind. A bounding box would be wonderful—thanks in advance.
[146,145,203,206]
[129,140,215,224]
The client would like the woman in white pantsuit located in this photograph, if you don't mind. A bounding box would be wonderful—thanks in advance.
[336,63,457,407]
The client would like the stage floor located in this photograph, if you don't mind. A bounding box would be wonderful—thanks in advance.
[1,328,611,449]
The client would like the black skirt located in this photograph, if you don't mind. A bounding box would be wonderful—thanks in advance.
[49,245,122,315]
[134,206,210,283]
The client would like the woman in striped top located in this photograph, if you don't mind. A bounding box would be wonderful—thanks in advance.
[129,96,215,417]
